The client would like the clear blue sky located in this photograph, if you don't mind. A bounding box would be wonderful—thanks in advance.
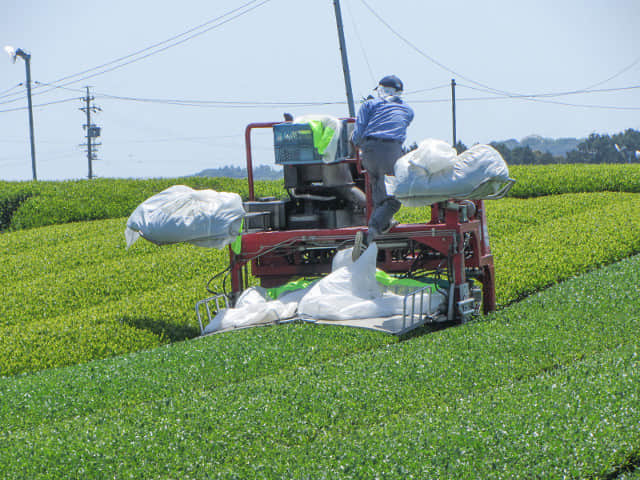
[1,0,638,181]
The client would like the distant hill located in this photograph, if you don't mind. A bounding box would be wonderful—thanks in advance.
[496,135,582,156]
[196,164,282,181]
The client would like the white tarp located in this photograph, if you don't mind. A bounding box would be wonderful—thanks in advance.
[385,140,511,207]
[125,185,245,249]
[203,286,304,334]
[203,243,445,334]
[297,243,406,320]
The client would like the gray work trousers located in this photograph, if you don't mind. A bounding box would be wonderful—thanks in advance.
[360,139,403,243]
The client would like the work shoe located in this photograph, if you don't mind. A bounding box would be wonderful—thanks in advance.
[352,230,366,262]
[381,219,399,234]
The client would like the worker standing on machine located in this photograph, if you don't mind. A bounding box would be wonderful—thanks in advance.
[351,74,414,256]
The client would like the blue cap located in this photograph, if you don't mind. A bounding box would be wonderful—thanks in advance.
[377,75,403,91]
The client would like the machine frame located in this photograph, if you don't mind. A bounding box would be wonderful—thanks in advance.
[216,120,503,326]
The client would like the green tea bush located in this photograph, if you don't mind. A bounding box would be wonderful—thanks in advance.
[0,254,638,479]
[508,163,640,197]
[1,192,639,376]
[0,182,36,230]
[0,177,283,231]
[490,193,640,305]
[2,163,640,231]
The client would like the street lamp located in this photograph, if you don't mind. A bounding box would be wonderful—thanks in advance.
[4,45,37,181]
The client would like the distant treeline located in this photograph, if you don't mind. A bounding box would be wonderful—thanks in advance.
[198,128,640,176]
[196,164,282,181]
[488,128,640,165]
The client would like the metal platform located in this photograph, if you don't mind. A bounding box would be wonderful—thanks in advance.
[300,312,448,335]
[197,283,449,336]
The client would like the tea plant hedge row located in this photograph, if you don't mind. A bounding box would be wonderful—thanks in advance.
[508,163,640,197]
[0,177,283,231]
[1,254,638,479]
[619,468,640,480]
[1,192,639,376]
[487,192,640,305]
[2,163,640,231]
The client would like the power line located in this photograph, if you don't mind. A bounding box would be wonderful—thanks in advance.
[404,83,451,95]
[358,0,518,98]
[0,79,81,106]
[0,83,23,98]
[344,0,377,85]
[358,0,640,107]
[455,83,640,110]
[409,91,640,111]
[0,97,79,113]
[93,91,344,108]
[34,81,86,94]
[0,0,273,106]
[583,55,640,90]
[54,0,268,86]
[458,82,640,99]
[3,85,639,113]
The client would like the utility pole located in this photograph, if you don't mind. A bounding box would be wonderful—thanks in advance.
[4,46,37,180]
[24,53,37,180]
[79,87,102,179]
[451,78,457,148]
[333,0,356,117]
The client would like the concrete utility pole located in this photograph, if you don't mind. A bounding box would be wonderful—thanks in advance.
[333,0,356,117]
[4,46,37,180]
[80,87,102,179]
[451,78,457,148]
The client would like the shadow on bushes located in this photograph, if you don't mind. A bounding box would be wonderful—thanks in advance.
[119,315,200,343]
[0,193,34,231]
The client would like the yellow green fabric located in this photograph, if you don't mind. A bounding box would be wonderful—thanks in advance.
[265,271,440,300]
[375,270,440,293]
[266,278,316,300]
[230,218,243,255]
[307,120,336,155]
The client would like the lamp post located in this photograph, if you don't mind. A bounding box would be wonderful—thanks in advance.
[4,45,37,181]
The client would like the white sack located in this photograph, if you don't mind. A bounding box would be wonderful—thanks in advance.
[203,244,444,333]
[298,244,406,320]
[386,142,510,207]
[203,286,303,334]
[125,185,245,249]
[404,138,457,176]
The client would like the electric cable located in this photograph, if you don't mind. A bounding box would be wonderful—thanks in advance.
[455,83,640,110]
[0,0,273,106]
[409,94,640,111]
[92,91,344,108]
[458,82,640,99]
[0,96,80,113]
[345,0,377,85]
[358,0,519,98]
[582,55,640,90]
[359,0,640,106]
[51,0,267,86]
[0,83,23,99]
[404,83,451,96]
[33,81,87,94]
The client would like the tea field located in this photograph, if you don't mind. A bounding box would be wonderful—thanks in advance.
[1,164,639,478]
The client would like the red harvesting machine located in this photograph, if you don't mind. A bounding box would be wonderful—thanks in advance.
[199,119,513,334]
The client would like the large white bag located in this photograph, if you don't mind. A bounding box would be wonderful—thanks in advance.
[125,185,245,248]
[403,138,457,176]
[203,286,303,334]
[202,241,445,333]
[386,142,511,207]
[297,244,406,320]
